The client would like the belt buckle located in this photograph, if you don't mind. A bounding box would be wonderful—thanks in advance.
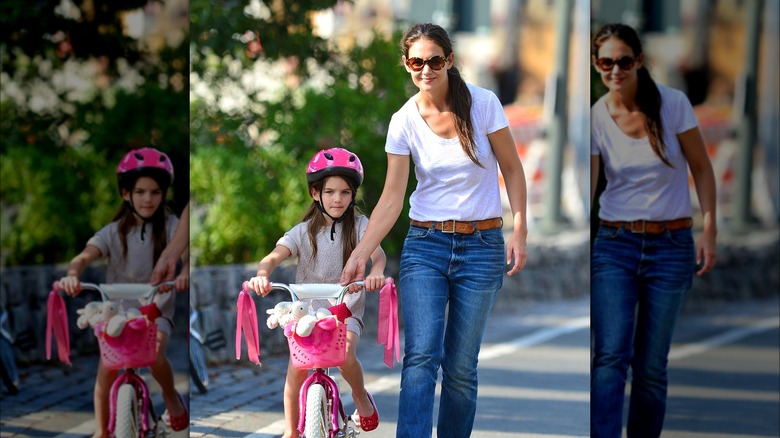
[630,220,646,233]
[440,221,456,234]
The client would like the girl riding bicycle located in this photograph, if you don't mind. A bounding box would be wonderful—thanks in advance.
[247,147,386,437]
[58,147,189,437]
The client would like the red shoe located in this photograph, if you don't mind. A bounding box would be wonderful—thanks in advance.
[163,392,189,432]
[351,392,379,432]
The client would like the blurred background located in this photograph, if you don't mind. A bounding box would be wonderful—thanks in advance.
[1,1,190,434]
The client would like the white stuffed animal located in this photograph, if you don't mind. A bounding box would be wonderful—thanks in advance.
[295,307,334,337]
[105,306,142,337]
[266,301,293,329]
[76,301,102,329]
[280,301,308,328]
[88,301,118,329]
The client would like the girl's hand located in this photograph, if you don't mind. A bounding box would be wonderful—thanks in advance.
[58,276,81,297]
[174,272,190,292]
[362,273,386,292]
[248,276,272,297]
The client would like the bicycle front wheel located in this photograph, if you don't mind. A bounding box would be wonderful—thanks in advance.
[304,383,331,438]
[114,383,139,438]
[189,338,209,394]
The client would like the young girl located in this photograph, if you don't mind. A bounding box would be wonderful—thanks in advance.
[247,147,386,437]
[58,147,190,436]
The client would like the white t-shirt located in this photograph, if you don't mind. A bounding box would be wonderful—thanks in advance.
[591,84,699,221]
[276,215,369,333]
[385,83,509,221]
[87,214,179,332]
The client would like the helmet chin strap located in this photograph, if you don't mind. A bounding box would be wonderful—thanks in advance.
[316,199,355,241]
[127,199,154,241]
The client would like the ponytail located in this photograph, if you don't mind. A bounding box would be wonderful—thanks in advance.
[593,23,672,167]
[402,23,481,166]
[636,67,671,167]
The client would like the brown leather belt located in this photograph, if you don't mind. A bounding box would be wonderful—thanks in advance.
[599,218,692,234]
[410,218,503,234]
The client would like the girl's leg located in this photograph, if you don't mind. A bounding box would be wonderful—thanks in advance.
[338,331,374,418]
[148,331,186,418]
[94,360,119,438]
[282,358,309,438]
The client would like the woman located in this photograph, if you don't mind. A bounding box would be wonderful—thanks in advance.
[590,23,717,438]
[339,23,528,437]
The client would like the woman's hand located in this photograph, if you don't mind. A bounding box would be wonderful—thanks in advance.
[247,276,272,297]
[695,228,717,276]
[58,276,82,297]
[505,228,528,276]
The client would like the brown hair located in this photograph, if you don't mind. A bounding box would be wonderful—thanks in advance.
[593,23,672,167]
[303,176,361,268]
[113,175,169,265]
[401,23,482,167]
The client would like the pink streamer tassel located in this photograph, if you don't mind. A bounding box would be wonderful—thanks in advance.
[236,282,261,365]
[46,283,71,365]
[377,277,400,367]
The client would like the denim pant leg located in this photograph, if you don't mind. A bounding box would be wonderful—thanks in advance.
[627,229,694,438]
[396,226,504,438]
[437,228,504,438]
[591,226,641,438]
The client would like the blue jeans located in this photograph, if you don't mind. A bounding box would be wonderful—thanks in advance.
[396,224,505,438]
[591,225,695,438]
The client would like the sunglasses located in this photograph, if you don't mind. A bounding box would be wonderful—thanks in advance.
[595,55,636,71]
[405,55,448,72]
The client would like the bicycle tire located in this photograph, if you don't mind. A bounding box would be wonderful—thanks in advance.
[0,337,19,395]
[304,383,331,438]
[189,338,209,394]
[114,383,139,438]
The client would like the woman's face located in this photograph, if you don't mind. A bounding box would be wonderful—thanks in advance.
[593,37,642,93]
[123,176,163,221]
[313,176,353,222]
[403,38,453,93]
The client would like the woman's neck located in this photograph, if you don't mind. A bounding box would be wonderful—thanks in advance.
[606,86,639,112]
[416,88,450,113]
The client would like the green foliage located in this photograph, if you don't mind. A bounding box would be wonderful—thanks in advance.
[1,4,189,267]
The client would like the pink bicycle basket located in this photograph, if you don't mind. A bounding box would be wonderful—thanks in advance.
[287,321,347,369]
[94,319,158,370]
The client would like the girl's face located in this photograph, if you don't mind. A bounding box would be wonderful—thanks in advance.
[403,38,453,93]
[593,37,643,93]
[313,176,353,222]
[122,176,163,221]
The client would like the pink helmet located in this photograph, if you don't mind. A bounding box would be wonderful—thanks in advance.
[116,147,174,192]
[306,147,364,189]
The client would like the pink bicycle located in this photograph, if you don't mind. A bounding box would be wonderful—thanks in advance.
[48,281,175,438]
[236,279,400,438]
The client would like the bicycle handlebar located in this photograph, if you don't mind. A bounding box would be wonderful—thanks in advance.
[270,281,365,303]
[54,281,175,302]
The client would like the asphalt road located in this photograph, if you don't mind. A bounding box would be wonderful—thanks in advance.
[2,296,778,438]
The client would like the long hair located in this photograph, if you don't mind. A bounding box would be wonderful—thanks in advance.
[303,176,361,268]
[401,23,482,167]
[113,173,169,265]
[592,23,672,167]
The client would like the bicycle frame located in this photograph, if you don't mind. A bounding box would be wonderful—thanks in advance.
[270,282,363,438]
[56,281,173,438]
